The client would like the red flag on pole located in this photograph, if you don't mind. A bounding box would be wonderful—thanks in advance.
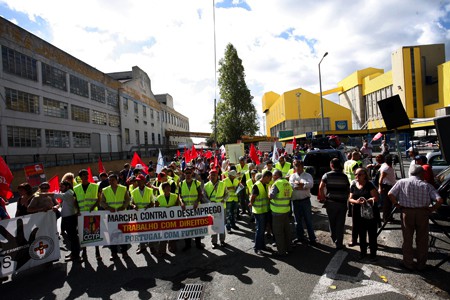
[191,145,198,160]
[249,144,261,165]
[87,167,95,183]
[184,148,191,163]
[98,157,106,174]
[372,132,383,141]
[205,151,213,159]
[177,150,181,158]
[214,156,219,168]
[293,138,297,151]
[48,175,60,193]
[130,152,148,174]
[0,156,14,200]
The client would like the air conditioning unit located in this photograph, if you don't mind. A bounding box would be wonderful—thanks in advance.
[435,107,450,117]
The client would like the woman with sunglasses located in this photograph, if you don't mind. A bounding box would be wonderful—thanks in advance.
[348,168,379,261]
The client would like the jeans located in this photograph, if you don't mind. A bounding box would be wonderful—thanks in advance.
[325,201,347,248]
[226,201,238,229]
[254,212,268,250]
[292,198,316,241]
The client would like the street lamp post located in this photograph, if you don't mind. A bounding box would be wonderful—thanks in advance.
[319,52,328,138]
[296,92,301,135]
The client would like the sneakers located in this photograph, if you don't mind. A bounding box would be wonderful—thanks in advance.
[254,250,263,256]
[136,247,147,254]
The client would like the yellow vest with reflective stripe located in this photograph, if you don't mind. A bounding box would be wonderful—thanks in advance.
[156,193,178,207]
[275,162,292,178]
[103,185,127,209]
[344,160,359,183]
[224,177,239,202]
[74,183,99,212]
[180,179,200,206]
[270,179,293,213]
[131,187,153,209]
[204,180,226,203]
[253,181,269,214]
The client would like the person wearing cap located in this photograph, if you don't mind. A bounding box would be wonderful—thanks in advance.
[126,175,138,193]
[407,147,419,178]
[275,155,292,179]
[131,174,155,254]
[269,169,294,257]
[414,155,435,186]
[133,164,144,177]
[388,164,444,271]
[289,160,317,245]
[151,171,176,196]
[74,169,102,261]
[204,169,228,248]
[100,173,131,260]
[223,169,240,234]
[249,171,271,255]
[155,182,181,255]
[179,165,204,250]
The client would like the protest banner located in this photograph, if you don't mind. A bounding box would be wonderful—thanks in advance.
[0,211,60,276]
[78,203,224,246]
[225,143,245,164]
[24,164,46,188]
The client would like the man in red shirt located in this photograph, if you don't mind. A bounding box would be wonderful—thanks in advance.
[414,155,435,186]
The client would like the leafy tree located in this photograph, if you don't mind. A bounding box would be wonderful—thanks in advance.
[210,43,259,145]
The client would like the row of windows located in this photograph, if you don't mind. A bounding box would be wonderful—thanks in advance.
[162,110,188,129]
[1,46,118,108]
[366,85,393,120]
[124,128,161,145]
[6,126,91,148]
[5,87,121,127]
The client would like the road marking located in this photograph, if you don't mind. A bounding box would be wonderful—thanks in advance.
[271,282,283,295]
[310,250,400,300]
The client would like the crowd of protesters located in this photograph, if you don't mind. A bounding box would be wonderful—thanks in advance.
[0,139,444,280]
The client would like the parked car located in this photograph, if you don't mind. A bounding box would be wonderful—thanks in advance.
[434,166,450,218]
[303,149,347,195]
[426,151,449,176]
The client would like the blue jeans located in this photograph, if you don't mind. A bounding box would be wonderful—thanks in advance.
[292,198,316,241]
[226,201,238,229]
[254,212,268,250]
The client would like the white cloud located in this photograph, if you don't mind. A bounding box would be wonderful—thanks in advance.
[1,0,449,139]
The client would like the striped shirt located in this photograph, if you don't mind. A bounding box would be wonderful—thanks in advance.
[388,176,440,208]
[321,170,350,203]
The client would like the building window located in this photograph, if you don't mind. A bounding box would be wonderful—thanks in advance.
[69,74,89,98]
[143,105,147,117]
[125,128,130,144]
[134,102,139,115]
[108,114,120,127]
[107,90,118,108]
[123,97,128,111]
[150,109,154,119]
[71,105,90,123]
[42,63,67,91]
[136,130,140,144]
[152,133,155,143]
[5,87,39,114]
[2,46,37,81]
[43,97,68,118]
[92,110,107,125]
[158,134,161,144]
[45,129,70,148]
[7,126,41,147]
[157,112,160,121]
[73,132,91,148]
[91,84,106,103]
[144,132,148,144]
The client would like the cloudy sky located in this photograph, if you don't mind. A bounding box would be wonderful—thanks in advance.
[1,0,449,141]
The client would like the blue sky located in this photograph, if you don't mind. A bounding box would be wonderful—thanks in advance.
[1,0,449,137]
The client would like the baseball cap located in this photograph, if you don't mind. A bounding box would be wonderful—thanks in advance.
[136,174,146,181]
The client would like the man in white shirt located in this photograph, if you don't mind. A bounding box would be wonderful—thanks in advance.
[289,160,317,245]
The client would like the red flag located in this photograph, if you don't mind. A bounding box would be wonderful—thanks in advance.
[293,138,297,151]
[249,144,261,165]
[214,156,219,168]
[87,167,95,183]
[98,157,106,174]
[48,175,60,193]
[191,145,198,160]
[372,132,383,141]
[205,150,213,159]
[177,150,181,158]
[130,152,148,173]
[0,156,13,200]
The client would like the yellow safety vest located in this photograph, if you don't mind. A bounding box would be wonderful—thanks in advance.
[204,180,226,203]
[180,179,201,206]
[131,186,153,209]
[275,162,292,178]
[270,179,293,213]
[246,178,256,196]
[157,178,176,195]
[102,185,127,209]
[344,160,359,183]
[224,177,239,202]
[237,164,249,179]
[156,193,178,207]
[252,181,269,214]
[74,183,99,212]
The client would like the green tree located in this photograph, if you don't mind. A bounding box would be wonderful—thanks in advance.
[211,43,259,145]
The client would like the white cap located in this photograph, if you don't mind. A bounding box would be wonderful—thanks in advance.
[135,164,143,170]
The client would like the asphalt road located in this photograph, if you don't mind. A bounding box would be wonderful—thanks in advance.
[2,192,449,300]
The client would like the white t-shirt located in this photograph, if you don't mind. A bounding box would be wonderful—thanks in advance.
[379,163,396,185]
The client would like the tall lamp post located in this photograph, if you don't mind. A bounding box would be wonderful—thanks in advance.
[319,52,328,138]
[296,92,301,134]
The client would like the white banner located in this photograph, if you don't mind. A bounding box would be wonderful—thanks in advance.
[78,203,225,247]
[0,211,60,276]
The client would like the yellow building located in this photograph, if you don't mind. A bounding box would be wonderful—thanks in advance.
[262,88,352,137]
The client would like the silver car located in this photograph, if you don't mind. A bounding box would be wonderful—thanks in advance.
[426,151,448,176]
